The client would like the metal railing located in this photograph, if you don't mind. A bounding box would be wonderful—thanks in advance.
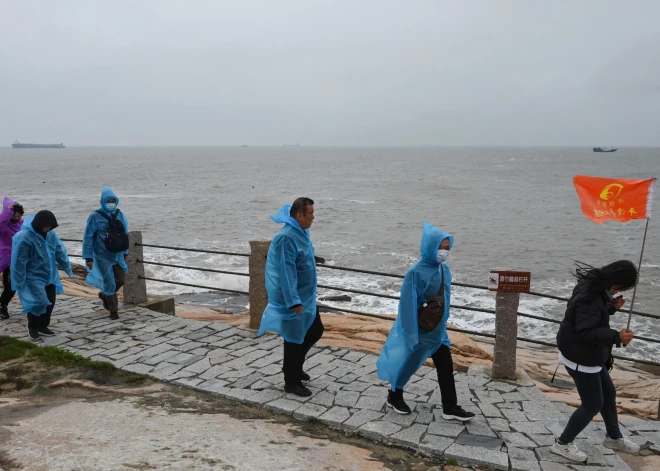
[61,237,660,367]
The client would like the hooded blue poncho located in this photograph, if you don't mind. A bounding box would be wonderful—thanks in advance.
[377,222,454,390]
[83,186,129,295]
[257,204,318,344]
[11,214,73,315]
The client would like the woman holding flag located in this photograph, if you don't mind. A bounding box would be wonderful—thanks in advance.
[551,260,640,463]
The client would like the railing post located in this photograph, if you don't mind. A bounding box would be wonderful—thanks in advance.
[124,231,148,305]
[249,239,271,330]
[492,291,520,380]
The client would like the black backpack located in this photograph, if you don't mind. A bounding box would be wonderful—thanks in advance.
[96,209,130,253]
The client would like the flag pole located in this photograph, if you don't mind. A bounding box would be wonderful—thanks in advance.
[626,217,650,330]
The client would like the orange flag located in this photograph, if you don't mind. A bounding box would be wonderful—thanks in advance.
[573,175,656,224]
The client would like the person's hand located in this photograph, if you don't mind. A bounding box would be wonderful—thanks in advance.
[619,329,634,345]
[314,256,326,264]
[86,260,93,270]
[7,204,13,211]
[291,305,303,316]
[614,296,626,311]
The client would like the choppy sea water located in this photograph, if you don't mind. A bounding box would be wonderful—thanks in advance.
[3,146,660,361]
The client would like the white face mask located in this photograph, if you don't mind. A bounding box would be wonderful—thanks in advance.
[437,250,450,264]
[106,203,117,211]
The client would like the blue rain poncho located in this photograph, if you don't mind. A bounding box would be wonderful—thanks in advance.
[377,222,454,390]
[83,186,129,296]
[11,213,73,316]
[257,204,318,344]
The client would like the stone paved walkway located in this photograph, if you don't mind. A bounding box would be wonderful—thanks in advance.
[2,296,659,471]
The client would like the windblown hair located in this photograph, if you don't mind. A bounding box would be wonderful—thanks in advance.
[290,197,314,218]
[574,260,638,293]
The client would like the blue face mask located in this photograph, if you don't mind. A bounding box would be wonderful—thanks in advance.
[437,250,450,264]
[106,203,117,211]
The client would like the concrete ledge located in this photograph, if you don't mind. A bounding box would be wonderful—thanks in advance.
[137,295,176,315]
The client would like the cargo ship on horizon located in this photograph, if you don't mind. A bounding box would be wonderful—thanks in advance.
[12,141,65,149]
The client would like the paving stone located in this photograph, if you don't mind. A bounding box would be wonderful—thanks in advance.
[455,432,504,450]
[219,368,256,380]
[415,411,434,425]
[428,417,466,438]
[318,406,351,428]
[500,401,523,410]
[224,388,259,404]
[341,381,371,392]
[465,417,497,438]
[502,407,530,422]
[244,389,284,406]
[419,434,454,456]
[196,378,229,394]
[538,462,573,471]
[500,431,537,449]
[232,371,263,389]
[293,403,328,421]
[355,395,386,412]
[509,447,541,471]
[310,391,335,408]
[258,363,283,377]
[382,409,418,427]
[343,409,384,431]
[249,354,283,369]
[529,433,556,447]
[359,421,402,441]
[475,389,504,404]
[638,431,660,444]
[444,443,508,470]
[181,357,211,375]
[362,385,385,397]
[199,365,232,380]
[534,447,575,465]
[626,423,660,432]
[406,379,438,396]
[142,349,180,365]
[122,363,153,375]
[173,377,203,388]
[389,423,428,448]
[487,381,518,393]
[510,421,553,435]
[335,390,361,408]
[487,418,511,432]
[263,397,303,413]
[478,402,503,418]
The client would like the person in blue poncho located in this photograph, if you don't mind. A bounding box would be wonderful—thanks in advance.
[377,222,475,421]
[258,197,324,397]
[11,210,73,340]
[83,187,129,320]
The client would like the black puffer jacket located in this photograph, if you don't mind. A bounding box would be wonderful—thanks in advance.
[556,280,621,367]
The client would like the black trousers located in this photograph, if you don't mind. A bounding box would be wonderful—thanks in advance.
[430,344,458,410]
[560,366,621,443]
[27,284,57,331]
[0,268,16,307]
[282,312,325,385]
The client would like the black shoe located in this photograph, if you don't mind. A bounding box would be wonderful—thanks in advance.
[300,371,311,382]
[109,311,119,320]
[38,327,56,337]
[0,305,8,320]
[284,383,312,397]
[387,389,412,415]
[98,292,109,310]
[27,324,40,341]
[442,406,476,422]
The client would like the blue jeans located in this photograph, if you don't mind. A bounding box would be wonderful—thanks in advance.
[559,365,621,443]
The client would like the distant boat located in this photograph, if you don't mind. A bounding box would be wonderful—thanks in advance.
[12,141,65,149]
[593,147,617,153]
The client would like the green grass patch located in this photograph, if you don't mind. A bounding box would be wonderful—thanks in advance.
[0,336,37,362]
[1,336,116,373]
[27,346,116,373]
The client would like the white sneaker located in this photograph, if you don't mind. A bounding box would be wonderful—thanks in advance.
[602,435,640,454]
[551,439,588,463]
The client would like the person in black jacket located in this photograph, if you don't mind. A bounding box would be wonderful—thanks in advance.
[551,260,640,463]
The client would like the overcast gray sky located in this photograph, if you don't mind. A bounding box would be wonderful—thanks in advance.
[2,0,659,146]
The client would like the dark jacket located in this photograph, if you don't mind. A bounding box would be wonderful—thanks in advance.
[556,280,621,368]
